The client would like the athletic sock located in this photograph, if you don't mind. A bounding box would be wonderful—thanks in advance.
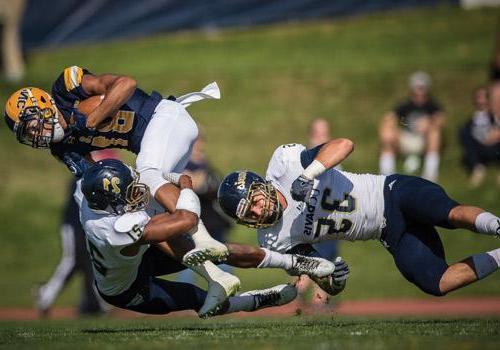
[422,151,440,182]
[379,152,395,175]
[225,295,256,313]
[257,248,293,270]
[471,248,500,279]
[474,212,500,236]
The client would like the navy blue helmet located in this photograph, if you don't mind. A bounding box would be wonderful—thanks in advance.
[82,159,149,215]
[217,170,283,229]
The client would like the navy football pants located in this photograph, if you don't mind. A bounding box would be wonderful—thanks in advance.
[98,246,207,314]
[382,175,460,296]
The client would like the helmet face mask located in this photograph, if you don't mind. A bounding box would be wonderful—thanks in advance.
[218,171,283,229]
[5,87,63,149]
[15,106,59,148]
[123,169,150,213]
[236,181,282,228]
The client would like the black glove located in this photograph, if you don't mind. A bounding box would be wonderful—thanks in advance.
[290,175,314,202]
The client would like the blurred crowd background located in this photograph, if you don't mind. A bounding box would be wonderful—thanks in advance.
[0,0,499,317]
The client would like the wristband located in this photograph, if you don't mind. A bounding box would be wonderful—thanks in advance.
[302,159,326,180]
[176,188,201,217]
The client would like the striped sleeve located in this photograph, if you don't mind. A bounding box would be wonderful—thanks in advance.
[51,66,92,118]
[63,66,84,92]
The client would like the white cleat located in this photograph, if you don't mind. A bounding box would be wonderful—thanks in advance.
[287,255,335,278]
[241,284,298,311]
[182,240,229,267]
[198,272,240,318]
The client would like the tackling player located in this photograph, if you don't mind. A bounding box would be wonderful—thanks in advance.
[218,138,500,297]
[77,159,340,317]
[4,67,230,271]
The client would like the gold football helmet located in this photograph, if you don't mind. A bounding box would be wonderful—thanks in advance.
[4,87,64,148]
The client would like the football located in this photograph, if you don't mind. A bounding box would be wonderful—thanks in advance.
[76,95,104,115]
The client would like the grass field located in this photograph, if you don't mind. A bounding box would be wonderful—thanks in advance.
[1,316,500,350]
[0,3,499,309]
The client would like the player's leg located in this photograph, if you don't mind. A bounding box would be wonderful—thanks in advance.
[36,224,78,315]
[421,117,442,182]
[378,113,399,175]
[136,100,228,264]
[448,205,500,237]
[393,225,500,295]
[153,239,240,317]
[392,226,449,296]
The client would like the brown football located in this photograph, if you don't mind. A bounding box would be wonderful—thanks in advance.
[77,95,104,115]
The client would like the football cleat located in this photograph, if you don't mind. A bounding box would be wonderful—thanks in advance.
[198,272,240,318]
[182,240,229,266]
[241,284,297,311]
[287,255,336,278]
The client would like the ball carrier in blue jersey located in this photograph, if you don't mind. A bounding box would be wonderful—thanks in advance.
[4,67,235,310]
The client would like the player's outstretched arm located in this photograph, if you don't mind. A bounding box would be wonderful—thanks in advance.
[291,138,354,202]
[80,73,137,129]
[225,243,335,278]
[140,210,198,243]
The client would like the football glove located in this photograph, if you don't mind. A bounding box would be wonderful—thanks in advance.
[69,109,97,133]
[62,152,90,178]
[290,175,314,202]
[310,257,350,296]
[332,256,350,285]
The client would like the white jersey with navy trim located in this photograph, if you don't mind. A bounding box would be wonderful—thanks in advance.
[74,180,165,296]
[257,143,386,253]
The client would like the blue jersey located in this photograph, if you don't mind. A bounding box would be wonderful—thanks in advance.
[50,66,165,172]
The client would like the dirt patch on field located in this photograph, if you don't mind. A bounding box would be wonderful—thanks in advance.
[2,298,500,320]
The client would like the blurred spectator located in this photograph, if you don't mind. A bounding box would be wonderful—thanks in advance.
[0,0,25,82]
[295,118,339,309]
[459,87,500,187]
[176,132,233,285]
[35,150,119,317]
[378,71,445,182]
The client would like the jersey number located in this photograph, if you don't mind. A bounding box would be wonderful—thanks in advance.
[98,111,134,134]
[321,189,356,212]
[103,176,121,193]
[314,218,352,238]
[87,240,108,276]
[313,188,356,238]
[79,111,135,148]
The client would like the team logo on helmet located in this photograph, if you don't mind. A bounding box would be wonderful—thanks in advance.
[4,87,64,148]
[82,159,150,215]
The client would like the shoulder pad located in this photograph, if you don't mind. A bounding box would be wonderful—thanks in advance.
[112,211,150,244]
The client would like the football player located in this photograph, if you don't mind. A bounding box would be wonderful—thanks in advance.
[218,138,500,297]
[4,67,230,270]
[77,159,338,317]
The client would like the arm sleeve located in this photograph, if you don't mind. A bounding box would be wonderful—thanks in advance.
[51,66,92,118]
[299,143,324,169]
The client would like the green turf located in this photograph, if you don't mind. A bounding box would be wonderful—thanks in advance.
[0,4,499,308]
[1,317,499,350]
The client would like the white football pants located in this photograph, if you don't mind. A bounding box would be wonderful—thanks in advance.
[136,99,198,196]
